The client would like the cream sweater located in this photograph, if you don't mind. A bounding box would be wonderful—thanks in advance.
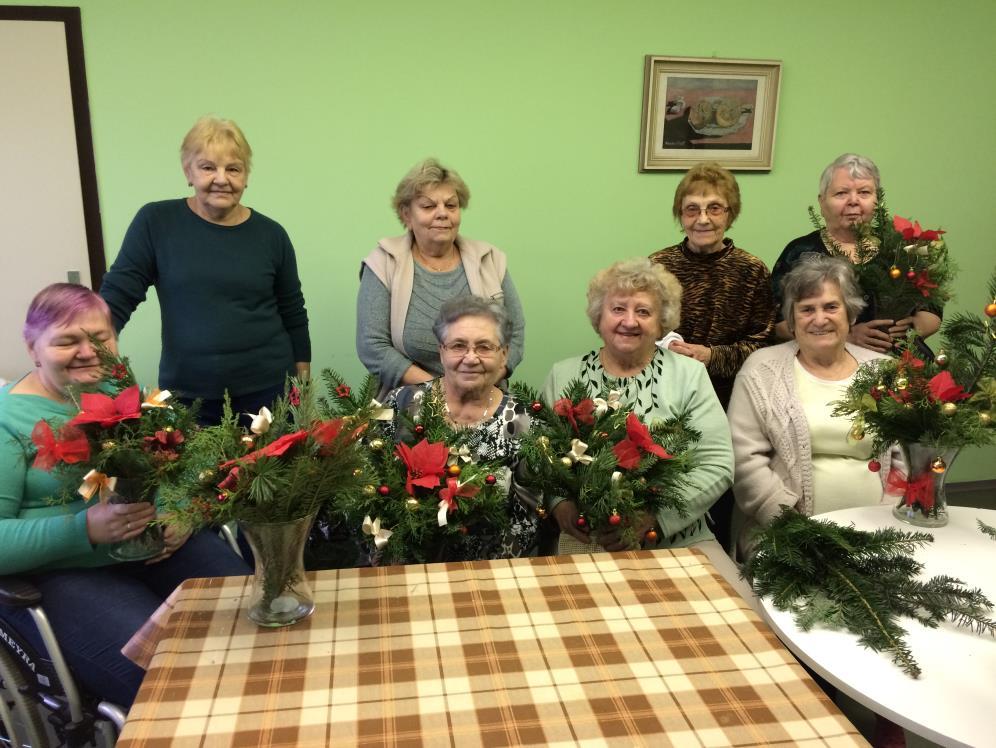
[727,341,901,552]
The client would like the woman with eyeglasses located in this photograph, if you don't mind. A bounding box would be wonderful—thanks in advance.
[648,162,775,551]
[379,295,539,560]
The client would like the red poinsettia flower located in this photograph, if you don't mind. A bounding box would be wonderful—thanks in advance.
[311,418,343,445]
[30,421,90,470]
[553,398,596,433]
[612,413,672,469]
[900,350,925,371]
[69,385,142,428]
[288,386,302,406]
[395,439,449,495]
[335,384,350,398]
[913,270,938,298]
[893,215,945,242]
[927,371,970,403]
[219,429,309,468]
[143,428,185,452]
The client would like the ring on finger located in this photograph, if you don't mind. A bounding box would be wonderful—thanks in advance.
[126,521,132,531]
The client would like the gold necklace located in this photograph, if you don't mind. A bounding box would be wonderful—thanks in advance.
[414,244,457,272]
[437,381,495,427]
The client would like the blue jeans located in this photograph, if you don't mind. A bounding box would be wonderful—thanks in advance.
[4,530,249,709]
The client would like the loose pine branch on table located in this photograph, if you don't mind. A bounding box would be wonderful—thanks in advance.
[742,508,996,678]
[980,520,996,541]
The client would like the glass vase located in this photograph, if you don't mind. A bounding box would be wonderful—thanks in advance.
[106,477,165,561]
[238,513,316,627]
[891,442,958,528]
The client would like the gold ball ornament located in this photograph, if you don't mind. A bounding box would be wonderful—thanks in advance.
[406,498,419,509]
[198,469,215,482]
[934,351,948,367]
[560,456,573,467]
[849,425,865,441]
[164,426,174,433]
[101,440,116,450]
[875,383,887,393]
[941,402,958,416]
[895,377,909,390]
[889,266,902,280]
[352,468,363,477]
[985,302,996,318]
[362,484,376,496]
[537,436,550,450]
[369,438,385,451]
[447,464,461,477]
[931,457,947,474]
[536,507,547,519]
[980,411,992,427]
[240,435,255,446]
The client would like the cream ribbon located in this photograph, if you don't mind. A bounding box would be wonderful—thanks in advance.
[566,439,594,465]
[611,470,622,485]
[369,399,394,421]
[447,445,473,466]
[437,499,451,527]
[249,406,273,435]
[593,390,622,417]
[141,388,173,409]
[78,470,117,503]
[361,515,392,549]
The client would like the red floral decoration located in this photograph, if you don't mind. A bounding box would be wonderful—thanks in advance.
[552,397,595,433]
[69,385,142,428]
[395,439,449,495]
[31,422,90,470]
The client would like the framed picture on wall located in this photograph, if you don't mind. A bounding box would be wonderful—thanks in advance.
[639,56,781,172]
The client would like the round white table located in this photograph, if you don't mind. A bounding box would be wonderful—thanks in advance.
[758,505,996,748]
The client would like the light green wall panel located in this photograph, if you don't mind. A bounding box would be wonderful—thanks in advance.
[10,0,995,478]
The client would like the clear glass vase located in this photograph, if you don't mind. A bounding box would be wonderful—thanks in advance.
[238,513,316,627]
[106,477,165,561]
[891,442,958,528]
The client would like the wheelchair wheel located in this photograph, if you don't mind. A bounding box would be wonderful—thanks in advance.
[0,645,48,748]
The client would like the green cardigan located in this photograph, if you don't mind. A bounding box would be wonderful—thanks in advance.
[542,348,734,547]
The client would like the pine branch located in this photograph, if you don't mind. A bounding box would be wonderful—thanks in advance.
[979,520,996,541]
[743,508,995,678]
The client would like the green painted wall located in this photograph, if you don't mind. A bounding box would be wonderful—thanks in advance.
[17,0,996,478]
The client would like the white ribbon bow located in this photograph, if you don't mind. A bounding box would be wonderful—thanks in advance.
[593,390,622,417]
[141,388,173,409]
[611,470,622,485]
[249,406,273,435]
[369,399,394,421]
[362,515,392,549]
[448,445,473,466]
[567,438,594,465]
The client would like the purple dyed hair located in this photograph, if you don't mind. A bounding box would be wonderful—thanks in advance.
[24,283,113,347]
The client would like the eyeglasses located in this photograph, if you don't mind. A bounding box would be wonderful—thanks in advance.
[681,203,729,218]
[441,341,503,357]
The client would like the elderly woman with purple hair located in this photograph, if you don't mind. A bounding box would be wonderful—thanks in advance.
[0,283,248,710]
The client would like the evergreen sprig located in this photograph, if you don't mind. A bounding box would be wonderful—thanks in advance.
[979,520,996,541]
[742,508,996,678]
[511,379,698,547]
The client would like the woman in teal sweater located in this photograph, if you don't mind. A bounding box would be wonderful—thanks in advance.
[0,284,248,709]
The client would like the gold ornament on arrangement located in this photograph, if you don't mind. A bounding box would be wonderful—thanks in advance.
[935,351,948,367]
[931,457,947,474]
[895,377,909,390]
[941,402,958,416]
[369,438,385,451]
[980,412,992,427]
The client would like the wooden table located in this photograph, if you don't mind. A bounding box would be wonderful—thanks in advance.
[759,505,996,748]
[119,549,865,747]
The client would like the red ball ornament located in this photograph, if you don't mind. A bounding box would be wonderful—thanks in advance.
[576,515,587,529]
[447,464,462,477]
[216,492,229,502]
[868,459,881,473]
[485,474,497,485]
[414,424,425,435]
[530,401,543,413]
[889,266,902,280]
[644,529,658,542]
[608,512,622,526]
[905,269,916,280]
[377,485,390,496]
[985,302,996,318]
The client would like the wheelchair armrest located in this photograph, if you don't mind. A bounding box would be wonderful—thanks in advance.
[0,575,43,608]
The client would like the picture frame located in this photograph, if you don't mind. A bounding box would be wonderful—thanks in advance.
[639,56,782,172]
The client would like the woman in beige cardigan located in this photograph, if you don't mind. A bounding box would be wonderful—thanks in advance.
[728,255,902,555]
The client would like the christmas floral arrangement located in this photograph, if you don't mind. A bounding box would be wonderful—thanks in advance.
[832,271,996,523]
[743,508,995,678]
[30,339,197,559]
[159,374,373,530]
[810,192,956,322]
[511,380,699,548]
[326,372,513,565]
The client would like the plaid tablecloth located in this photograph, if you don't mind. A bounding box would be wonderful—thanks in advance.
[118,549,865,747]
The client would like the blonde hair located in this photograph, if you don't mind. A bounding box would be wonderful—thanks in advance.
[586,258,681,337]
[672,161,742,225]
[180,116,253,173]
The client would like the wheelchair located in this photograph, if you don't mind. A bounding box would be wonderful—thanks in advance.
[0,576,125,748]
